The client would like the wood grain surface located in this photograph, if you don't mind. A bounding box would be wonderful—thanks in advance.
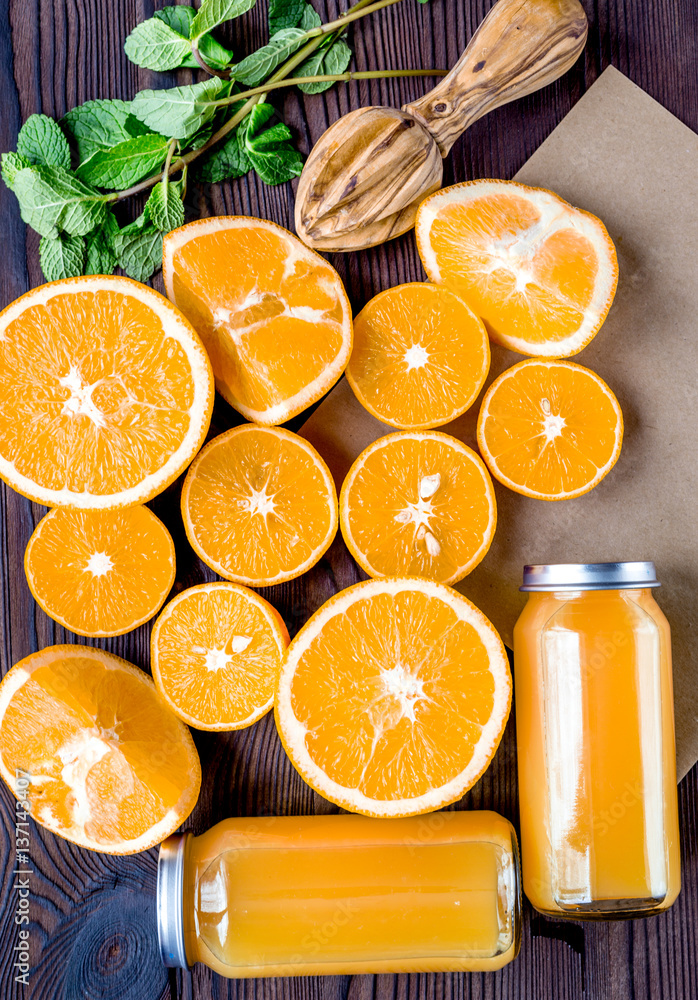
[1,1,697,999]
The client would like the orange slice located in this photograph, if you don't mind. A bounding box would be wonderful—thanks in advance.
[345,282,489,429]
[151,582,289,731]
[340,431,496,585]
[416,180,618,358]
[163,217,352,425]
[477,359,624,501]
[0,275,213,508]
[0,645,200,853]
[182,424,338,586]
[276,578,511,817]
[24,506,175,637]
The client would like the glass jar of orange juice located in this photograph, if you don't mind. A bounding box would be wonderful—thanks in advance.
[157,811,521,976]
[514,562,680,918]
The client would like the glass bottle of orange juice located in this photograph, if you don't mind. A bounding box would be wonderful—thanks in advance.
[514,562,680,918]
[157,811,521,976]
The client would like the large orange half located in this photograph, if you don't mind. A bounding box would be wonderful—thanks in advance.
[416,180,618,358]
[276,578,511,818]
[0,646,200,853]
[163,217,352,425]
[0,276,213,508]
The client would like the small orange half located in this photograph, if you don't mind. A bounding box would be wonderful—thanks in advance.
[276,578,511,818]
[0,646,200,854]
[340,431,496,585]
[416,180,618,358]
[163,217,352,425]
[181,424,338,586]
[477,359,624,501]
[345,282,490,429]
[25,506,176,637]
[151,583,289,731]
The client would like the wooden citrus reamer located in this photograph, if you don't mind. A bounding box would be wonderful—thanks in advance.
[295,0,588,251]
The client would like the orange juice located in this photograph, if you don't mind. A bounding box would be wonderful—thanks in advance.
[514,562,680,917]
[158,811,521,976]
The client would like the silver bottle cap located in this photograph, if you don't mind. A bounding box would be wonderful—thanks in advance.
[157,832,191,969]
[520,561,660,592]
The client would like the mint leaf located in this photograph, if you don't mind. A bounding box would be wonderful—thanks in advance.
[114,215,163,282]
[39,232,86,280]
[124,17,193,71]
[197,120,250,183]
[145,181,185,232]
[17,114,71,170]
[76,134,171,190]
[84,211,119,274]
[268,0,307,34]
[156,5,234,70]
[154,5,196,38]
[298,3,321,30]
[61,100,135,162]
[190,0,257,42]
[131,78,227,140]
[297,35,351,93]
[196,32,235,70]
[238,103,303,185]
[1,151,31,190]
[234,27,307,85]
[12,165,107,238]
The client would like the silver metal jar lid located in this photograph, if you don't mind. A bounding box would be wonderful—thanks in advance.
[157,832,191,969]
[520,561,660,592]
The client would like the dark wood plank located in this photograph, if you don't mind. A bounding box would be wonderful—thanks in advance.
[0,1,697,998]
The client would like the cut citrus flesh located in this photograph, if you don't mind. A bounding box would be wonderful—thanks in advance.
[163,217,352,425]
[0,276,213,508]
[276,578,511,817]
[0,645,200,853]
[416,180,618,358]
[151,582,290,731]
[182,424,338,587]
[24,506,176,637]
[340,431,496,585]
[477,359,624,501]
[345,282,490,429]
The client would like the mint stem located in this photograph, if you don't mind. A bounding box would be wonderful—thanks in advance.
[191,44,231,79]
[309,0,404,38]
[211,68,446,107]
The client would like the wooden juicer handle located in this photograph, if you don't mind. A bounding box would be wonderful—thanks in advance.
[404,0,588,156]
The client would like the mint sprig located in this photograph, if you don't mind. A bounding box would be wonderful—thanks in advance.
[2,0,438,284]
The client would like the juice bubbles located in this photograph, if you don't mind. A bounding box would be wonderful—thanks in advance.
[158,811,521,976]
[514,562,680,917]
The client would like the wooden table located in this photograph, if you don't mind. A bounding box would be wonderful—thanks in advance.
[1,1,697,998]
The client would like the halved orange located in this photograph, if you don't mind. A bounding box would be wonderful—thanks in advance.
[340,431,496,585]
[345,282,490,429]
[0,645,200,853]
[416,180,618,358]
[24,506,176,637]
[163,217,352,425]
[182,424,338,587]
[0,276,213,508]
[276,578,511,817]
[151,582,289,731]
[477,359,624,501]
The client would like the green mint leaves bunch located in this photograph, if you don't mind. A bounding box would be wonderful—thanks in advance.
[2,0,435,284]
